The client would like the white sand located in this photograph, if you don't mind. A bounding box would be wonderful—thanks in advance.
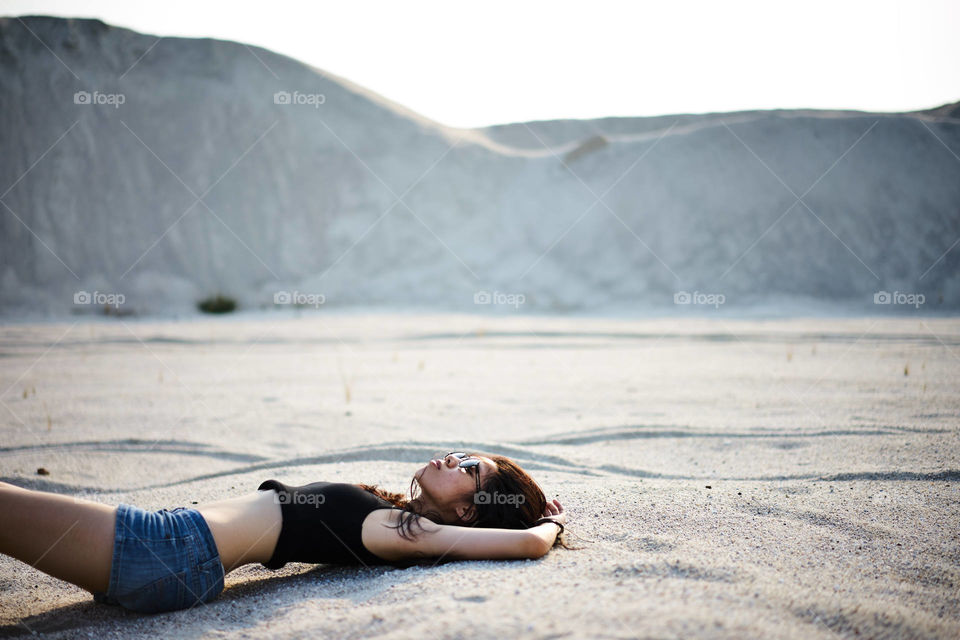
[4,17,960,318]
[1,312,958,639]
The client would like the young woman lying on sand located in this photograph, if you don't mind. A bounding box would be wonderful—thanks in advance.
[0,451,568,613]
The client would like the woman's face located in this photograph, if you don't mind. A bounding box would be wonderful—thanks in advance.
[415,452,497,516]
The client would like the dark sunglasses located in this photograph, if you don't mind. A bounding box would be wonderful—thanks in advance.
[446,451,482,494]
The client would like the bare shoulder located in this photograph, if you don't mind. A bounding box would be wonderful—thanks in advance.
[361,508,543,562]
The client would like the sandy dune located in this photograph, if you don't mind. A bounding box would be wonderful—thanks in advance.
[1,312,957,639]
[3,17,959,317]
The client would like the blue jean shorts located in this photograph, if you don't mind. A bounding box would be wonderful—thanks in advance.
[92,503,225,614]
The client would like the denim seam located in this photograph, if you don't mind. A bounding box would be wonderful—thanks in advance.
[109,504,128,601]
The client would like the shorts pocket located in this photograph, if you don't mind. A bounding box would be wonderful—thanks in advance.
[195,555,225,604]
[117,570,188,614]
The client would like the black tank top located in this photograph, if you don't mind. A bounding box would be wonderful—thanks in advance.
[258,479,401,568]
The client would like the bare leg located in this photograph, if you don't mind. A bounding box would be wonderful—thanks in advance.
[0,481,116,594]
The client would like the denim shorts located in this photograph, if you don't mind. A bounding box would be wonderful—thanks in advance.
[92,503,225,614]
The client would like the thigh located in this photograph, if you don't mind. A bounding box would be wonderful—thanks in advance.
[0,482,116,593]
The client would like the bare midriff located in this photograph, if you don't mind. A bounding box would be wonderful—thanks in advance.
[195,489,282,573]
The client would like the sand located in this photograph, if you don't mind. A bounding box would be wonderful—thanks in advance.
[5,17,960,318]
[1,311,958,639]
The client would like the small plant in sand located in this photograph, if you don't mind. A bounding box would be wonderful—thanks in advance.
[41,399,52,430]
[197,294,237,314]
[336,355,352,404]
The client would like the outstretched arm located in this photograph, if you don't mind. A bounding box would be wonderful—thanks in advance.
[0,481,116,594]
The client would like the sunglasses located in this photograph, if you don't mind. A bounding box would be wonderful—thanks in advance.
[445,451,482,494]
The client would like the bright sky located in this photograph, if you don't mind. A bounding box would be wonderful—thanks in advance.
[3,0,959,128]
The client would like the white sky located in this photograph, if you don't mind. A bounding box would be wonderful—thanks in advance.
[3,0,959,128]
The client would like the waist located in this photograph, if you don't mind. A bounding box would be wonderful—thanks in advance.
[195,489,282,571]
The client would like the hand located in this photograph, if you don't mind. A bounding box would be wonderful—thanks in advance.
[541,498,566,525]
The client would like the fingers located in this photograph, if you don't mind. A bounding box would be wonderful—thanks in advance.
[541,498,564,517]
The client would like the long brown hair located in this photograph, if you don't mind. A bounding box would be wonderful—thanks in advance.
[360,451,573,550]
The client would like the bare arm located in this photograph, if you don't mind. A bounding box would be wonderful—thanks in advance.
[363,499,566,562]
[363,511,539,562]
[528,498,566,557]
[526,521,564,558]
